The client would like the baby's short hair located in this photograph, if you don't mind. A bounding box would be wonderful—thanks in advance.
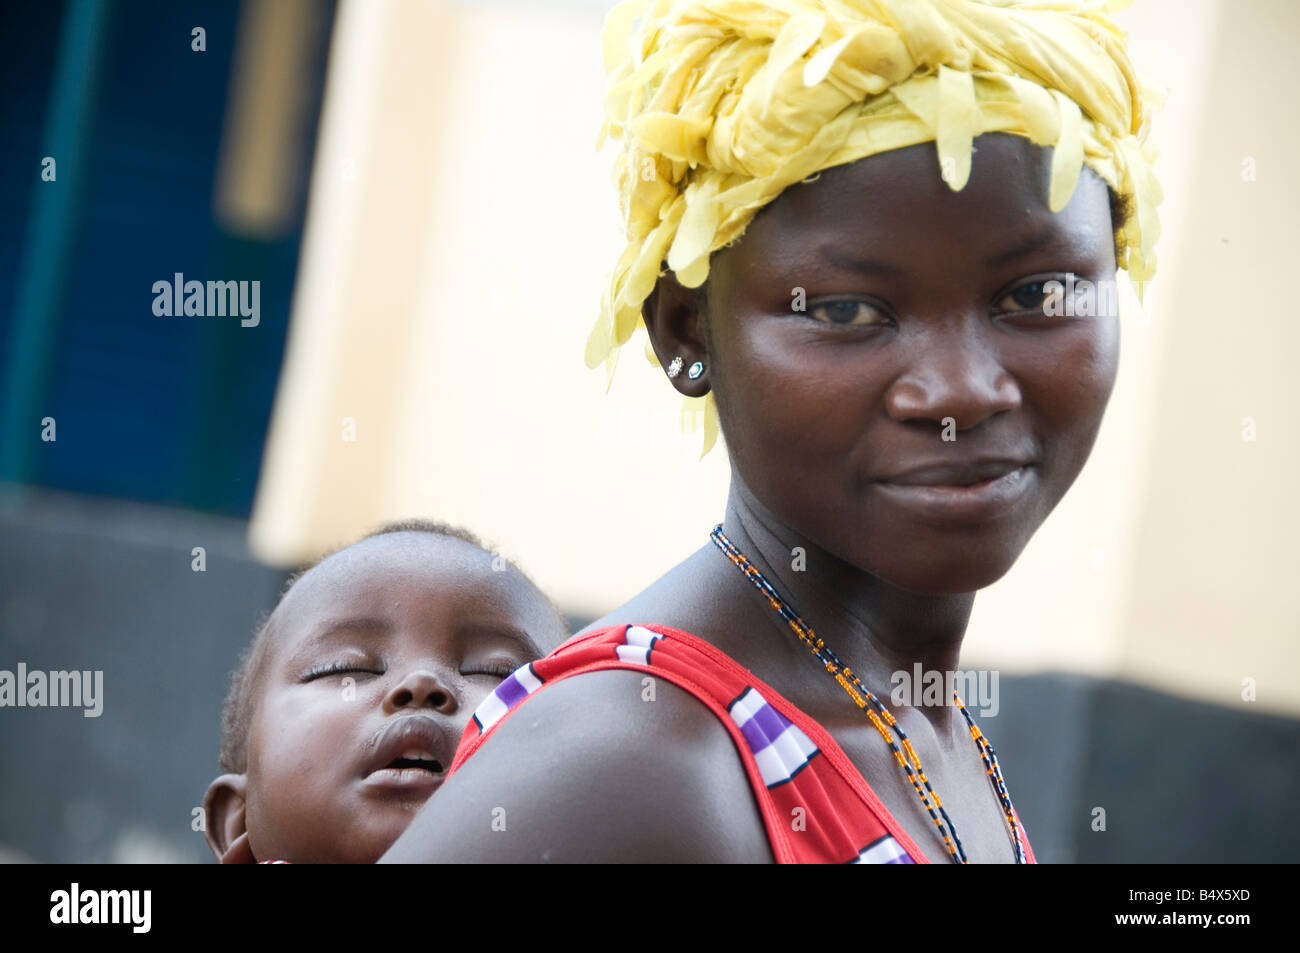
[216,518,563,774]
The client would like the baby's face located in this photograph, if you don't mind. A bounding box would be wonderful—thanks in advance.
[242,533,560,863]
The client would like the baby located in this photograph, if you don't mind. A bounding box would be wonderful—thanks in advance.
[203,519,567,863]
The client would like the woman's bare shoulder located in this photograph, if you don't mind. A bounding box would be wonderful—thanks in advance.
[578,543,742,644]
[380,667,772,863]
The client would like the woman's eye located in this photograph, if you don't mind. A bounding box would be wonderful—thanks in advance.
[994,278,1067,316]
[806,298,889,326]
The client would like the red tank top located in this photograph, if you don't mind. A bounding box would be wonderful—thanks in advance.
[450,622,1036,864]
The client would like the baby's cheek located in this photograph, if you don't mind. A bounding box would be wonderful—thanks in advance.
[458,682,497,723]
[241,780,286,862]
[246,759,353,862]
[246,706,361,859]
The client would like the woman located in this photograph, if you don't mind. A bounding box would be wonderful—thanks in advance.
[383,0,1161,864]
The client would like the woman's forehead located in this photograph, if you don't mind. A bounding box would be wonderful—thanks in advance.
[758,135,1062,229]
[719,133,1111,272]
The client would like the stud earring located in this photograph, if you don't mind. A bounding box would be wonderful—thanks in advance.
[666,356,683,379]
[687,361,705,380]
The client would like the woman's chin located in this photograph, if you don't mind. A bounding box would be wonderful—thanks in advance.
[866,548,1025,597]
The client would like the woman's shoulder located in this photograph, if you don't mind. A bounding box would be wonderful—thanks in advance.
[383,659,770,862]
[576,543,744,645]
[458,621,764,789]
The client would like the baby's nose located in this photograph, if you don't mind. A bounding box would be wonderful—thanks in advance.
[384,669,457,715]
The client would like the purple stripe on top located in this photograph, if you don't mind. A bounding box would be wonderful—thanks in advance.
[737,700,794,756]
[495,671,530,708]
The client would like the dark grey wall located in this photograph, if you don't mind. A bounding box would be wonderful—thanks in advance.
[0,488,286,862]
[988,674,1300,862]
[2,489,1296,862]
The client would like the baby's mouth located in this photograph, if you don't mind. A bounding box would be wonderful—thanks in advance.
[363,750,447,793]
[383,751,444,777]
[361,715,451,794]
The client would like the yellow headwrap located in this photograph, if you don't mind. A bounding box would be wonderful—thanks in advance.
[585,0,1163,456]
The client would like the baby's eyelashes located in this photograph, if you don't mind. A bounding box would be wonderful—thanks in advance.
[301,659,383,681]
[460,657,528,680]
[298,656,528,685]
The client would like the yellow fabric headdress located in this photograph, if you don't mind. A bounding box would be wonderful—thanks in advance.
[586,0,1163,456]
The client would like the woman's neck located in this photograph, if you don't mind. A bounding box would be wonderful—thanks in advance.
[721,476,976,694]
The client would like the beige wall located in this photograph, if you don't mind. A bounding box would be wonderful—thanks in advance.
[251,0,734,611]
[1115,0,1299,712]
[250,0,1300,714]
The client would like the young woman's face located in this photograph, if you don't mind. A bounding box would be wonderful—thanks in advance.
[703,132,1120,594]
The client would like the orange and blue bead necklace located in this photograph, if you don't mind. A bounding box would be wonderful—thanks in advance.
[710,524,1027,864]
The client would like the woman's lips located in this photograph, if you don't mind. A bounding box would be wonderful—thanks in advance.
[873,465,1036,524]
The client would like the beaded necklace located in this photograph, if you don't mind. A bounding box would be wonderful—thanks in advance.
[709,524,1026,864]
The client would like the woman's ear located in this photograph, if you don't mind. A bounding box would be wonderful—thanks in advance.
[642,267,711,397]
[203,774,256,864]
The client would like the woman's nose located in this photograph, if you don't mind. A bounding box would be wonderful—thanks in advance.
[383,668,458,715]
[884,326,1021,431]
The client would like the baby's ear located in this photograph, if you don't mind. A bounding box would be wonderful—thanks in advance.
[203,774,255,864]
